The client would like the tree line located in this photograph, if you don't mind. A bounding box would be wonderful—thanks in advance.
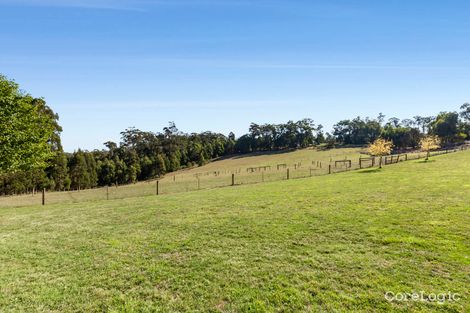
[331,110,468,149]
[1,74,469,195]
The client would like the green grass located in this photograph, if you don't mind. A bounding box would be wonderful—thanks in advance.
[0,151,469,312]
[1,146,434,209]
[0,147,367,208]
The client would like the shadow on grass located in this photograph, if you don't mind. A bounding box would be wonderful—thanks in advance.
[416,159,436,164]
[217,148,300,161]
[357,168,382,174]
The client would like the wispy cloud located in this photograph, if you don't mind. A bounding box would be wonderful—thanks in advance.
[0,0,140,10]
[0,0,256,10]
[2,54,469,71]
[66,100,289,110]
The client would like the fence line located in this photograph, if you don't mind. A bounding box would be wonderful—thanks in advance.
[1,146,468,208]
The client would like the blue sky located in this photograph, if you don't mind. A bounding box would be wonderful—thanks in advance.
[1,0,470,151]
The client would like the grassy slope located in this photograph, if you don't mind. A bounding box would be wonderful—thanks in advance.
[0,147,366,208]
[170,146,364,174]
[0,152,469,312]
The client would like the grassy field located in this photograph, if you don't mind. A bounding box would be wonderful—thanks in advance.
[2,146,440,209]
[0,147,368,208]
[0,150,468,312]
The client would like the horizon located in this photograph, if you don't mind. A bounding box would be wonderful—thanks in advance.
[2,0,470,152]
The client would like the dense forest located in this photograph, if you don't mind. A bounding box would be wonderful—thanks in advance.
[1,74,470,195]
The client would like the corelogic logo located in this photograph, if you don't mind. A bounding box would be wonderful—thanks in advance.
[385,291,460,304]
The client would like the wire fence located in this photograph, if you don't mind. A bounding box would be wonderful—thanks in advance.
[1,146,468,208]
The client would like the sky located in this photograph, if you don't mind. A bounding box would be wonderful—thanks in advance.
[1,0,470,152]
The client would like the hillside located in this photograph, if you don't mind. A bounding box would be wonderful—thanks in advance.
[172,146,365,174]
[0,147,367,208]
[0,150,468,312]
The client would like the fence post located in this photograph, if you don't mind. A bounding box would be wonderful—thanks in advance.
[328,164,331,174]
[309,168,312,177]
[42,188,45,205]
[156,180,159,195]
[287,168,290,180]
[106,186,109,200]
[231,173,235,186]
[197,177,200,190]
[262,171,264,182]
